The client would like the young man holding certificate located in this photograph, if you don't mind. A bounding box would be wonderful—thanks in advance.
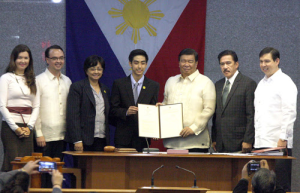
[110,49,159,152]
[157,48,216,152]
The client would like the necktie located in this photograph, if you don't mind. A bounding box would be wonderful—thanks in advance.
[222,80,230,106]
[133,83,139,104]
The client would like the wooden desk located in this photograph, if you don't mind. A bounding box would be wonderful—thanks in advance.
[28,189,299,193]
[29,188,137,193]
[29,187,207,193]
[136,186,209,193]
[63,151,294,190]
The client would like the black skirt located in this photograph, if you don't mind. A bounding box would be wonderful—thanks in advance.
[1,121,33,171]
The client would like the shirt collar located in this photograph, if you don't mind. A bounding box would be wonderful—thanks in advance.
[180,70,200,81]
[45,68,62,80]
[130,74,144,85]
[263,68,282,82]
[90,84,100,94]
[225,70,239,84]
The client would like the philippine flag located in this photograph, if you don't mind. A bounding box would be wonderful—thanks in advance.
[66,0,207,149]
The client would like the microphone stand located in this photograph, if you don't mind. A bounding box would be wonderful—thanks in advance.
[209,130,213,154]
[151,165,164,187]
[145,137,150,154]
[176,165,198,188]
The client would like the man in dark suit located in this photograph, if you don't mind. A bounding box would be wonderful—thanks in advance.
[110,49,159,152]
[212,50,257,153]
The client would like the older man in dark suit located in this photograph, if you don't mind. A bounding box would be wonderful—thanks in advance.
[212,50,257,153]
[110,49,159,152]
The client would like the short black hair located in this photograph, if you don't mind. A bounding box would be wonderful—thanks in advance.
[45,45,64,58]
[218,50,238,63]
[129,49,148,63]
[259,47,280,61]
[178,48,198,62]
[83,55,105,76]
[252,168,276,193]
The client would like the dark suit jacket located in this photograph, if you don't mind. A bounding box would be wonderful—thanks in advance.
[212,72,256,152]
[0,170,62,193]
[110,76,159,147]
[0,170,18,191]
[65,78,110,146]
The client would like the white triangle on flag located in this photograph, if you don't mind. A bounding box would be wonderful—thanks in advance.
[85,0,189,76]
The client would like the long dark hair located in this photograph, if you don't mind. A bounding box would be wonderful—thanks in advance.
[6,44,37,95]
[1,172,30,193]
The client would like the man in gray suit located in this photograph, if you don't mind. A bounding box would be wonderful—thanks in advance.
[212,50,257,153]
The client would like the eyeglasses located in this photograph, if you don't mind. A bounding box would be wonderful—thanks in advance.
[180,59,195,64]
[48,57,65,61]
[89,68,103,72]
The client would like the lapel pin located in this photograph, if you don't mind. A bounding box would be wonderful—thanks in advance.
[143,86,146,89]
[104,90,106,93]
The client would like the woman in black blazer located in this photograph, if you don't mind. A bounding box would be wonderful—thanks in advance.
[65,55,110,151]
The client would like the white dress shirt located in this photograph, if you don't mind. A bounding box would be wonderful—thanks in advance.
[130,74,144,96]
[0,73,40,131]
[35,69,72,142]
[163,70,216,149]
[223,70,239,92]
[254,69,297,148]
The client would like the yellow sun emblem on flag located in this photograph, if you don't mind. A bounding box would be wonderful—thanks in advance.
[108,0,165,44]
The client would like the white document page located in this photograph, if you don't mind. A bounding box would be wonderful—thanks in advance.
[138,104,160,138]
[159,103,183,138]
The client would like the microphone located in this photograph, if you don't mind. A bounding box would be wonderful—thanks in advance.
[145,137,150,154]
[209,132,213,154]
[143,138,159,153]
[176,165,198,188]
[151,165,164,187]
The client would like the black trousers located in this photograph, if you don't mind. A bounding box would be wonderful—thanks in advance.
[275,148,292,192]
[69,138,106,168]
[35,140,66,160]
[254,147,292,192]
[188,148,208,153]
[115,136,149,152]
[34,140,66,188]
[69,138,107,152]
